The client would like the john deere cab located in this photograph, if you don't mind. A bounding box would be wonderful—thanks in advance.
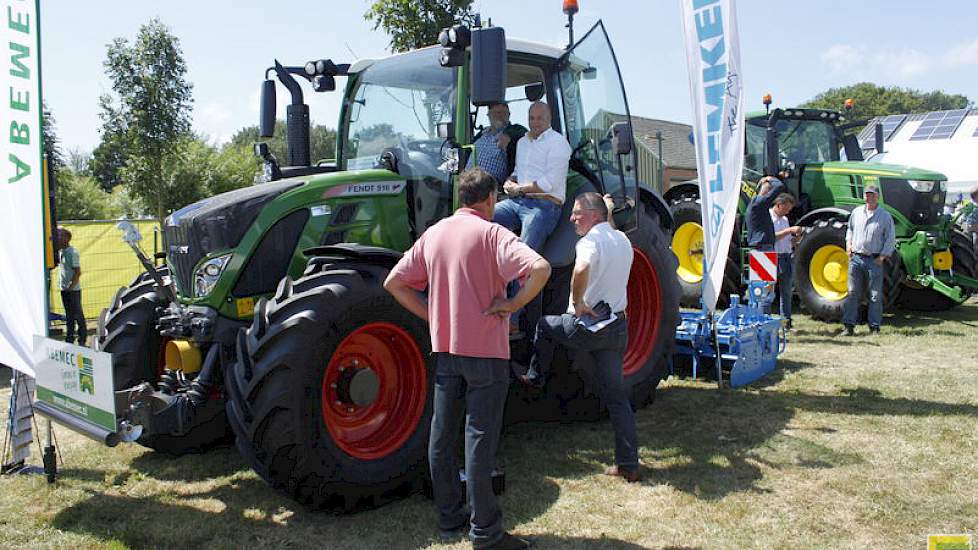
[665,97,978,319]
[91,16,679,510]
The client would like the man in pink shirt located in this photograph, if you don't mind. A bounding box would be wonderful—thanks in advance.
[385,167,550,550]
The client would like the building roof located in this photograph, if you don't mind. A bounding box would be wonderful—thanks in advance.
[630,115,697,170]
[860,109,978,199]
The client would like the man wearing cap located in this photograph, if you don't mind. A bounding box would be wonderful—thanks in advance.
[842,184,895,335]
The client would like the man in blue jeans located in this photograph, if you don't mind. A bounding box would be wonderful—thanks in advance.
[521,192,641,481]
[493,101,571,333]
[842,184,896,335]
[493,101,571,252]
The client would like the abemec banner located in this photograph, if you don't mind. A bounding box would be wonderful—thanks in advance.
[33,336,117,432]
[1,0,45,376]
[680,0,745,311]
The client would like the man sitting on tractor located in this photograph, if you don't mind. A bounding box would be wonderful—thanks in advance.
[470,102,527,185]
[493,101,572,253]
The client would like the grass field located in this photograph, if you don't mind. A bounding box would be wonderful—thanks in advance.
[2,301,977,550]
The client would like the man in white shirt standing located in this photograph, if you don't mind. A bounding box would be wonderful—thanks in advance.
[520,192,641,482]
[493,101,572,253]
[770,193,802,328]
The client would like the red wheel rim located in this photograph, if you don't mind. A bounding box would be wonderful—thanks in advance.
[624,247,661,377]
[321,322,427,460]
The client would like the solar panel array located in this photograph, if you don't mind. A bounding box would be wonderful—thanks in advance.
[859,114,907,149]
[909,109,968,141]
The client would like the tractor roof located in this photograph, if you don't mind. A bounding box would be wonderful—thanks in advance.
[746,107,847,124]
[348,37,566,75]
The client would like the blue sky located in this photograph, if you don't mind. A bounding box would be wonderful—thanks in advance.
[41,1,978,154]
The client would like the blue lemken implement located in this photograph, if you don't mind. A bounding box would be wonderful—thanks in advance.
[673,280,786,388]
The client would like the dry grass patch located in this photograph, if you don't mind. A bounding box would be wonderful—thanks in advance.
[2,300,977,549]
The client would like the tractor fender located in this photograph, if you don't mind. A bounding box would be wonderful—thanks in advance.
[796,207,852,228]
[639,184,674,231]
[303,243,403,269]
[662,180,700,205]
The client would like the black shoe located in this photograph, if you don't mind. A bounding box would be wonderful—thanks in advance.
[438,522,467,541]
[841,324,855,336]
[438,514,469,541]
[483,532,533,550]
[785,318,793,330]
[869,325,880,334]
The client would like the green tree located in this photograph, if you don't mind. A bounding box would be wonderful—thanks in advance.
[227,121,337,165]
[41,101,65,173]
[209,144,261,195]
[56,170,120,221]
[89,95,129,191]
[104,18,194,222]
[801,83,972,121]
[365,0,474,53]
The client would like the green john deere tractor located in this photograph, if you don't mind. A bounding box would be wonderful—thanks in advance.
[93,19,680,510]
[664,102,978,319]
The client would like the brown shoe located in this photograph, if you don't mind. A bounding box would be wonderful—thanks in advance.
[483,532,533,549]
[603,465,641,482]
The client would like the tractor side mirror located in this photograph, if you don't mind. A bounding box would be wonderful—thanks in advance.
[259,79,276,138]
[842,134,864,161]
[436,121,452,139]
[764,126,778,177]
[610,122,632,156]
[525,83,545,102]
[470,26,506,107]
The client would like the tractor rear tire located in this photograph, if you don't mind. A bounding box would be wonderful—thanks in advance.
[669,195,742,308]
[620,202,681,408]
[796,219,904,321]
[896,229,978,311]
[225,260,433,511]
[99,267,232,455]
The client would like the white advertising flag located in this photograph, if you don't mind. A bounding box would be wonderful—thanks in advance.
[0,0,46,376]
[680,0,745,311]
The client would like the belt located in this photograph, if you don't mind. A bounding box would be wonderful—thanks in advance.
[854,252,880,258]
[522,193,562,206]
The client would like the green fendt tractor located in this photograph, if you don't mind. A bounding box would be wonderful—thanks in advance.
[94,18,680,509]
[665,100,978,319]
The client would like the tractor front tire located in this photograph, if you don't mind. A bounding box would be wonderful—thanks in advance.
[669,195,742,308]
[225,260,433,511]
[99,267,232,455]
[99,269,169,391]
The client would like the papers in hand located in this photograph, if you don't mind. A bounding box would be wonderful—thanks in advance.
[575,301,616,332]
[576,312,618,333]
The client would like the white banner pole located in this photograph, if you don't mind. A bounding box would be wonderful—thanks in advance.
[680,0,745,312]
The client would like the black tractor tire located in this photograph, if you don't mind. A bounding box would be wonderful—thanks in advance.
[99,266,232,455]
[795,219,904,322]
[99,268,170,391]
[896,229,978,311]
[669,195,742,308]
[225,260,434,511]
[621,201,682,407]
[795,220,849,321]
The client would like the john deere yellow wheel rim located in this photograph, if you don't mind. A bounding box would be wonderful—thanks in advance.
[672,221,705,284]
[809,244,848,301]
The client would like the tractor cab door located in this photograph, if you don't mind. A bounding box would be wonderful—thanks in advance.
[557,21,639,232]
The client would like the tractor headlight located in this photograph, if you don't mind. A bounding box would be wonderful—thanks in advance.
[194,254,231,297]
[908,180,936,192]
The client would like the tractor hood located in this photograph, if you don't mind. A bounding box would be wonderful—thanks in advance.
[164,179,305,295]
[812,161,947,181]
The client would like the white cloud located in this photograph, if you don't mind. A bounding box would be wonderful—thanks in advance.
[821,36,978,82]
[942,38,978,67]
[820,43,931,79]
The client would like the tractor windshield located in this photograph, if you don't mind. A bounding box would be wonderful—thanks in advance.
[342,48,455,174]
[745,118,838,176]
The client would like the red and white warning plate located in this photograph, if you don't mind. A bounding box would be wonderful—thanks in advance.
[748,250,778,282]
